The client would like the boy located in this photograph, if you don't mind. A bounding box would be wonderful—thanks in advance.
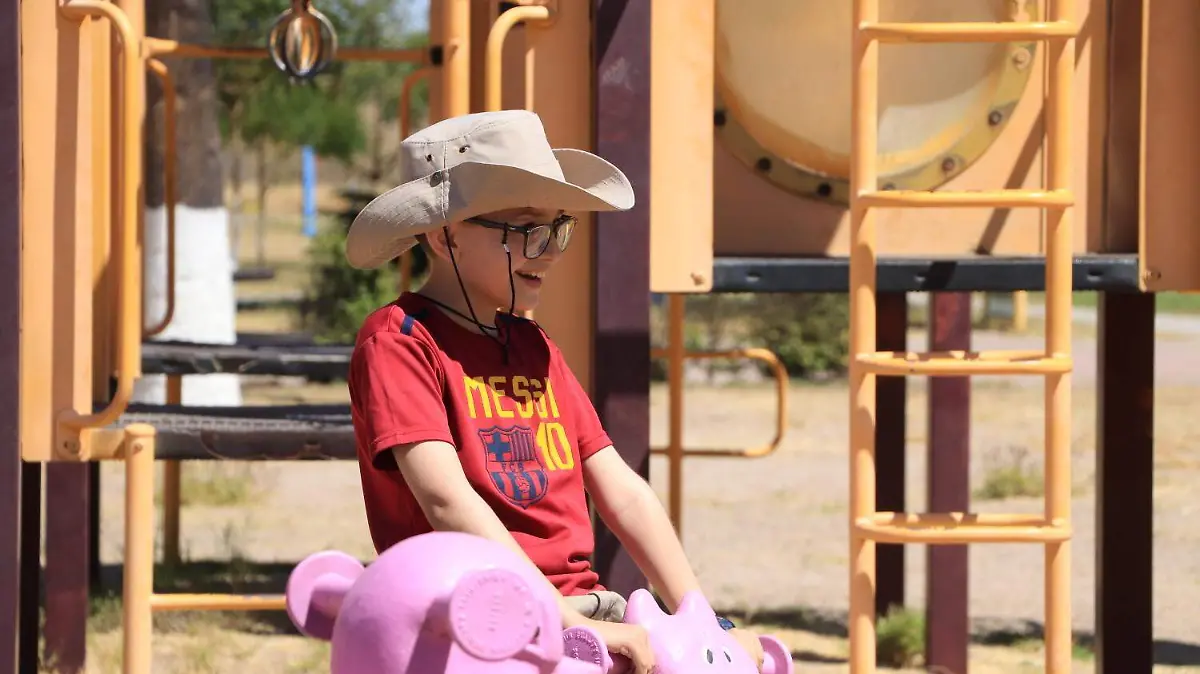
[344,110,765,674]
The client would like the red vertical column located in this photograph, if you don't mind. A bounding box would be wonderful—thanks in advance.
[926,292,971,674]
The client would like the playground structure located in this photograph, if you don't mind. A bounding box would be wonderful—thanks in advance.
[3,0,1198,673]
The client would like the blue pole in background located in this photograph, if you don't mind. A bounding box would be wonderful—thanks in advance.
[301,145,317,238]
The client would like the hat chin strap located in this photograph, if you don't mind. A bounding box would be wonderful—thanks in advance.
[427,226,517,364]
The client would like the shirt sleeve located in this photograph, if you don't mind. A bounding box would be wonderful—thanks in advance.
[348,331,456,470]
[548,343,613,462]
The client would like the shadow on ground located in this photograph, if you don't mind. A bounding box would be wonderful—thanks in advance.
[715,605,1200,667]
[89,562,1200,668]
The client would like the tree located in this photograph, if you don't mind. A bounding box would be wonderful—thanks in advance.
[137,0,242,406]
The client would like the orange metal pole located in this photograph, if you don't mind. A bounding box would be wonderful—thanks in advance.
[1043,1,1076,670]
[847,0,880,671]
[648,348,787,459]
[665,294,685,533]
[484,4,551,111]
[57,0,144,440]
[441,0,471,117]
[144,37,430,64]
[143,59,176,339]
[161,375,183,565]
[123,424,157,674]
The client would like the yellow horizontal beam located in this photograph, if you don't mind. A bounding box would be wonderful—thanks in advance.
[854,512,1071,544]
[857,189,1073,209]
[856,350,1072,376]
[858,21,1078,44]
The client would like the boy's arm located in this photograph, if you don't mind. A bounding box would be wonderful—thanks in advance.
[391,439,596,629]
[582,445,703,612]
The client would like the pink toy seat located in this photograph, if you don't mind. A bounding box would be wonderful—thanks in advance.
[285,531,604,674]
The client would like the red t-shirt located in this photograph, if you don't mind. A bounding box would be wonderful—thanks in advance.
[347,292,612,596]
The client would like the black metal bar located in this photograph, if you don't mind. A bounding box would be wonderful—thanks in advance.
[925,292,971,674]
[711,255,1141,294]
[875,293,907,618]
[590,0,651,597]
[1096,292,1154,673]
[44,464,91,674]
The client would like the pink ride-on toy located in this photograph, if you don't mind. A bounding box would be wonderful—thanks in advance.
[563,589,794,674]
[286,530,794,673]
[285,530,601,673]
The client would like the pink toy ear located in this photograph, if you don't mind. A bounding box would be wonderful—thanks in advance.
[758,635,794,674]
[675,591,716,620]
[623,589,666,630]
[448,568,544,662]
[286,551,365,641]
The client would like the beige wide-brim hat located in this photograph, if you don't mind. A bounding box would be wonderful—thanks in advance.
[345,109,636,269]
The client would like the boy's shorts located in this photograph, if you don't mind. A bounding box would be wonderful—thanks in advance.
[563,590,627,622]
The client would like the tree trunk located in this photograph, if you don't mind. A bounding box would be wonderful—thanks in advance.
[137,0,241,406]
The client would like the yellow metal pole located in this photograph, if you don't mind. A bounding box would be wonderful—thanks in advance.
[666,294,685,533]
[144,59,177,339]
[123,424,158,674]
[848,0,879,671]
[56,0,144,439]
[485,5,551,111]
[144,38,429,63]
[1043,1,1075,671]
[162,375,183,565]
[441,0,471,117]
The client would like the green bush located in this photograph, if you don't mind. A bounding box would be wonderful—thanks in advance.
[301,188,428,344]
[744,294,850,378]
[876,606,925,668]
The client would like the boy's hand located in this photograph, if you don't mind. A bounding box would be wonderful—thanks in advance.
[729,627,766,671]
[588,619,657,674]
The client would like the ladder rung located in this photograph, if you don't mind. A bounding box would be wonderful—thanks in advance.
[856,350,1071,376]
[858,21,1078,44]
[854,513,1071,544]
[150,593,286,612]
[857,189,1073,209]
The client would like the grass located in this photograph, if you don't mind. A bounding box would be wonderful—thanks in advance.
[154,464,264,508]
[1027,290,1200,314]
[973,446,1046,500]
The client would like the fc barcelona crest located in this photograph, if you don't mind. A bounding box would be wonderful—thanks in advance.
[479,425,548,509]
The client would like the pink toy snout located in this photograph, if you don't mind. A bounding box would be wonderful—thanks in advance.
[285,532,605,674]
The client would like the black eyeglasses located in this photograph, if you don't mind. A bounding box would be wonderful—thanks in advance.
[465,213,578,259]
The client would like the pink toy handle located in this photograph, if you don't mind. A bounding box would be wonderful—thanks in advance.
[562,626,615,673]
[285,551,365,641]
[758,635,794,674]
[448,567,566,668]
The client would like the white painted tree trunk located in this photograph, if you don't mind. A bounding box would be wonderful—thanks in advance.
[134,205,242,406]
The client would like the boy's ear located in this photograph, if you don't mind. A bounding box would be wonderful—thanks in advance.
[423,225,457,260]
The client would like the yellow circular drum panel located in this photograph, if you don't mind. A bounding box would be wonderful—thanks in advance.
[715,0,1040,203]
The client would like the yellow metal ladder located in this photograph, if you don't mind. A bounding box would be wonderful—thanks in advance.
[847,1,1079,672]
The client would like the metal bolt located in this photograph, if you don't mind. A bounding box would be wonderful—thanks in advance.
[988,109,1004,126]
[714,110,727,127]
[941,157,957,173]
[756,157,772,172]
[1012,47,1032,70]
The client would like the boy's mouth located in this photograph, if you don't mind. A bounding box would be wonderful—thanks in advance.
[515,270,544,286]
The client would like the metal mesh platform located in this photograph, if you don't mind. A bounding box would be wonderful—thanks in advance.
[108,404,356,461]
[140,340,352,378]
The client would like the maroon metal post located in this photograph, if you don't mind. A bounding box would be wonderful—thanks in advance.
[926,292,971,674]
[1096,291,1154,673]
[590,0,652,597]
[875,292,908,617]
[44,464,92,673]
[0,1,34,671]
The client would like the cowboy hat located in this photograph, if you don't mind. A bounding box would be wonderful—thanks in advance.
[344,109,635,269]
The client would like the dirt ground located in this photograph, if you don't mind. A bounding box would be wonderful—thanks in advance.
[80,321,1200,673]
